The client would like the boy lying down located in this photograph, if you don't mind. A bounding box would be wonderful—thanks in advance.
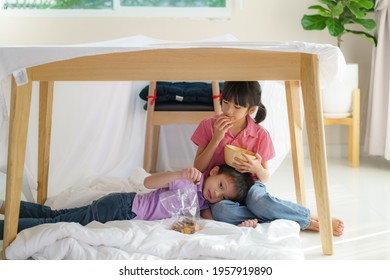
[0,164,254,239]
[0,163,343,238]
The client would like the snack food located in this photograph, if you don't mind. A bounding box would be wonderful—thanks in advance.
[171,218,199,234]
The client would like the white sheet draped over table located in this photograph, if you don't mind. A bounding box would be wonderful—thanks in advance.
[0,35,345,202]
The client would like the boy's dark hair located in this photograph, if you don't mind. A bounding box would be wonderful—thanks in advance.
[221,81,267,124]
[217,164,254,204]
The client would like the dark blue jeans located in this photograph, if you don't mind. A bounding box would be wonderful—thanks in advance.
[0,192,137,240]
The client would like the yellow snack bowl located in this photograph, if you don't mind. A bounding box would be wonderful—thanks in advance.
[224,145,256,167]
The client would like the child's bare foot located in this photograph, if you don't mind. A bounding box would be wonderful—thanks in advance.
[306,217,344,236]
[238,218,258,228]
[332,219,344,236]
[306,218,320,232]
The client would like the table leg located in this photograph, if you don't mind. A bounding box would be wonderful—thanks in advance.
[212,81,222,115]
[285,80,306,206]
[143,81,157,172]
[2,72,32,252]
[300,54,333,255]
[37,81,54,204]
[150,125,160,173]
[351,89,360,167]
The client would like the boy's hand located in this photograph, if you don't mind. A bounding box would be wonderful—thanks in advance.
[180,167,202,184]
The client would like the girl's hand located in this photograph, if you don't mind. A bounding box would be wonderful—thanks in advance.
[212,115,234,142]
[179,167,202,184]
[237,218,258,228]
[233,153,263,175]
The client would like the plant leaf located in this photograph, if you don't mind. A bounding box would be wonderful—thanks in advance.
[318,0,337,9]
[346,29,378,46]
[326,17,345,36]
[308,5,331,17]
[347,1,367,18]
[350,18,377,31]
[350,0,374,10]
[331,1,344,17]
[301,0,377,47]
[301,15,328,30]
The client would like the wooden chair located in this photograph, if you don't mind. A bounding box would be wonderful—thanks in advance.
[143,81,222,173]
[324,89,360,167]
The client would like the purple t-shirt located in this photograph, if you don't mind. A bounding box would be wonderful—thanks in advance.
[131,177,209,220]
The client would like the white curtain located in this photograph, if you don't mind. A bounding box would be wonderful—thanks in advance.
[365,0,390,160]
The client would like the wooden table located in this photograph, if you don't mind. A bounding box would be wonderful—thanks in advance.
[1,47,333,256]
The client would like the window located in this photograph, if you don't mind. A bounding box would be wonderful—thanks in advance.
[1,0,231,18]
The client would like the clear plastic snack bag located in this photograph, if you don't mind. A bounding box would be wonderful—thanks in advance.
[160,185,200,234]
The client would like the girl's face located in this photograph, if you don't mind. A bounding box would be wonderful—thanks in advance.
[221,99,253,122]
[202,173,238,204]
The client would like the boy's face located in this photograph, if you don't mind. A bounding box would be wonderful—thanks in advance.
[202,173,238,204]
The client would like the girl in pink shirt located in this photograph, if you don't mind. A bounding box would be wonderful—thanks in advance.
[192,81,274,182]
[191,81,344,236]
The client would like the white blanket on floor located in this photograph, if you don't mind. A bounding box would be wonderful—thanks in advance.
[4,169,303,260]
[5,219,303,260]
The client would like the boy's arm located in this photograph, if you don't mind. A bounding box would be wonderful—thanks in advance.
[144,168,202,189]
[200,208,213,220]
[144,171,180,189]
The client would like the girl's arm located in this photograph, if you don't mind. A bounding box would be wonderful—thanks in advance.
[193,144,218,172]
[255,161,270,182]
[193,116,233,172]
[143,168,202,189]
[233,153,270,182]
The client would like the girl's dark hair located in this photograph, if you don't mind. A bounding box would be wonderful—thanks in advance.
[221,81,267,123]
[217,164,254,204]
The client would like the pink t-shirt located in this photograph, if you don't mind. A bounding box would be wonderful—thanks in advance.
[191,115,275,177]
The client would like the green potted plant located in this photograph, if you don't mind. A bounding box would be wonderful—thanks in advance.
[301,0,377,48]
[301,0,377,119]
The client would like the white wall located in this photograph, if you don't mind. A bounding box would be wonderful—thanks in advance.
[0,0,375,155]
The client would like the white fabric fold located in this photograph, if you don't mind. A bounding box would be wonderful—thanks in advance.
[5,219,303,260]
[5,172,303,260]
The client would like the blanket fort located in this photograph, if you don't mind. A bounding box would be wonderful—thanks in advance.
[0,38,344,257]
